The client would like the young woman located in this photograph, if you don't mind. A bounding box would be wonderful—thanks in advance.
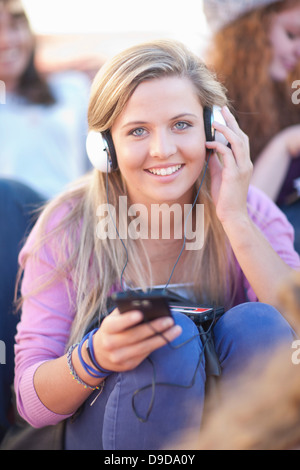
[203,0,300,251]
[14,40,299,450]
[0,0,90,198]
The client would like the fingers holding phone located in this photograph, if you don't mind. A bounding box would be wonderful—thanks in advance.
[92,299,182,373]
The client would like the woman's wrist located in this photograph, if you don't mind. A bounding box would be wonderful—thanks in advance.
[70,343,104,389]
[85,328,113,375]
[68,343,103,390]
[221,213,255,250]
[69,330,113,391]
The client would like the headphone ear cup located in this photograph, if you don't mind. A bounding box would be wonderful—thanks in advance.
[86,131,118,172]
[103,130,118,171]
[203,106,229,147]
[203,107,214,142]
[212,105,229,146]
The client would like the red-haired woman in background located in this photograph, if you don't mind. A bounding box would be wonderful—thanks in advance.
[204,0,300,252]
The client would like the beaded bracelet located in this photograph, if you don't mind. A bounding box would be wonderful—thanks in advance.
[67,343,102,391]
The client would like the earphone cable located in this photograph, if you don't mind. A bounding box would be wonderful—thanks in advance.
[163,150,213,292]
[105,160,129,291]
[131,308,216,422]
[132,335,210,423]
[103,150,217,422]
[105,148,213,292]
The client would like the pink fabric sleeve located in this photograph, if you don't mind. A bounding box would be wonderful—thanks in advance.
[14,204,77,428]
[244,186,300,302]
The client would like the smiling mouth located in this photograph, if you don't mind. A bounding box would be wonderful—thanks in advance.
[147,164,183,176]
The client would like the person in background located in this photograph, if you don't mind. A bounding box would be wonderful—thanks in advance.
[0,179,44,443]
[0,0,91,199]
[203,0,300,252]
[0,0,90,444]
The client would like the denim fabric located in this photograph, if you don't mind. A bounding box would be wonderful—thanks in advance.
[0,179,44,440]
[214,302,295,380]
[65,303,295,450]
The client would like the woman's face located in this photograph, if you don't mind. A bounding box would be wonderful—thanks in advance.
[111,76,207,208]
[0,3,34,91]
[268,5,300,81]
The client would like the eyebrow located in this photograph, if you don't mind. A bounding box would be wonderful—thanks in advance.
[121,113,199,130]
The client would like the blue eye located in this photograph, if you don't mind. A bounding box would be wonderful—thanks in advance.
[174,121,191,130]
[131,128,146,137]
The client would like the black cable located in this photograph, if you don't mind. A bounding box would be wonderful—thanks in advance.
[105,161,128,291]
[107,149,213,292]
[145,300,216,351]
[132,335,210,423]
[131,309,216,422]
[163,150,213,292]
[103,149,217,422]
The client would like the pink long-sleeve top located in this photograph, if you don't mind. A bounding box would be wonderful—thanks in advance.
[14,186,300,428]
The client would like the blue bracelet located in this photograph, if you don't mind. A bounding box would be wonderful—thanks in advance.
[77,334,102,378]
[87,329,112,375]
[77,329,112,379]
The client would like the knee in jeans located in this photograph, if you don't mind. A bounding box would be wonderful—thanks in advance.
[213,302,295,379]
[217,302,293,335]
[214,302,295,357]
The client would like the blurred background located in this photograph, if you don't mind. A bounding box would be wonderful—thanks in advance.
[22,0,210,79]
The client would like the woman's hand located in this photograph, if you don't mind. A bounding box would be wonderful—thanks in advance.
[205,106,253,226]
[93,309,182,372]
[205,110,294,309]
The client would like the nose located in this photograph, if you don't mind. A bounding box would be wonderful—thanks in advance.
[149,129,177,159]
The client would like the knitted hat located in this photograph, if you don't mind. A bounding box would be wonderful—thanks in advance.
[203,0,282,32]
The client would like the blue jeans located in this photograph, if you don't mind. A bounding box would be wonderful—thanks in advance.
[0,179,44,440]
[65,302,295,450]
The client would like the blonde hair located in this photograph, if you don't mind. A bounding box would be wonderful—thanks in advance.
[19,40,237,346]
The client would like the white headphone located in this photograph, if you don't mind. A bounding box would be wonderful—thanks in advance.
[86,105,228,172]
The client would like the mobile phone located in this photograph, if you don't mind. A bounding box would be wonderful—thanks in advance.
[111,291,172,323]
